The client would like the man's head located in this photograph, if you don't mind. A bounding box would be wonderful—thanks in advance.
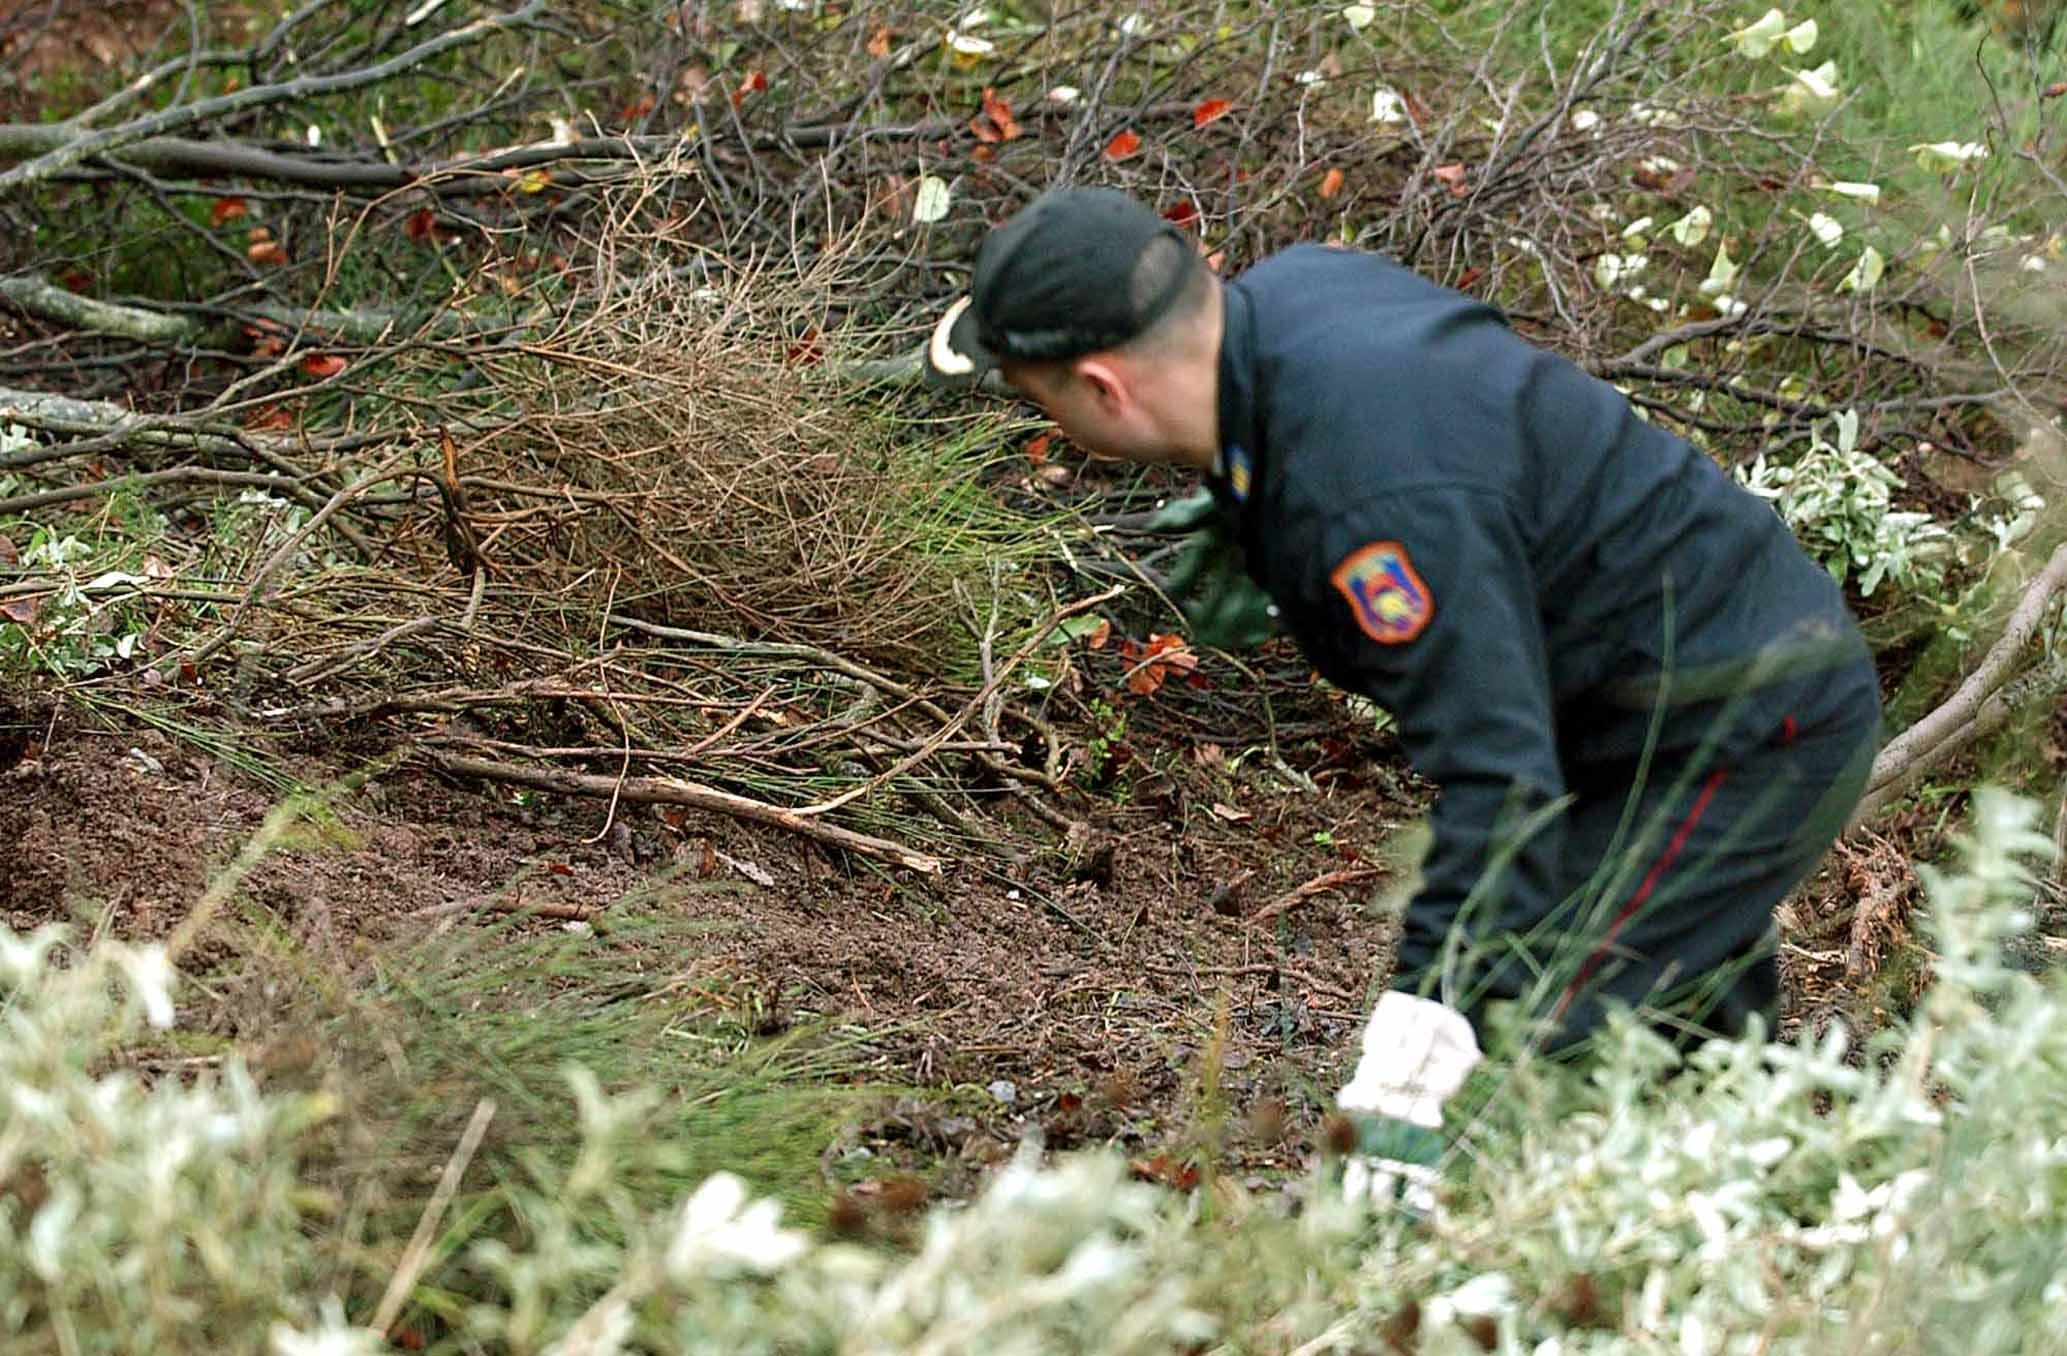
[925,187,1223,471]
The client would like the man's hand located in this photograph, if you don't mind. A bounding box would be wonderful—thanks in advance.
[1334,991,1483,1215]
[1146,491,1280,651]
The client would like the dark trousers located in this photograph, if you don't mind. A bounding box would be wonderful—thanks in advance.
[1443,664,1882,1056]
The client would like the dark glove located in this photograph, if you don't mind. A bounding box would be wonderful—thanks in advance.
[1146,491,1280,651]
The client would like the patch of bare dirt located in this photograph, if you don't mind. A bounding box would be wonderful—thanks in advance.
[0,689,1419,1180]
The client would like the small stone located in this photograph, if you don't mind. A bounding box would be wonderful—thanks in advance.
[987,1079,1018,1106]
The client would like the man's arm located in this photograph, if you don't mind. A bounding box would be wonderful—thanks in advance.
[1290,485,1567,1208]
[1301,485,1568,1005]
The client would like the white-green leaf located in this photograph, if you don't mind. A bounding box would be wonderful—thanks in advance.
[1807,212,1844,247]
[1827,180,1881,203]
[1700,242,1737,296]
[1910,140,1989,172]
[1784,18,1818,53]
[1838,244,1884,293]
[1669,205,1713,247]
[1342,3,1375,29]
[1729,8,1788,58]
[912,175,951,224]
[1369,87,1406,124]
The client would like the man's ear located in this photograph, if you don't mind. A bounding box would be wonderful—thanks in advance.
[1073,356,1126,411]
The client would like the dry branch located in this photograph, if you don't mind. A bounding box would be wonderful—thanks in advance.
[0,0,548,194]
[422,750,943,874]
[1854,543,2067,823]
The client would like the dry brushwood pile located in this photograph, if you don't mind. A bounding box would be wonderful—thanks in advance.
[4,0,2067,1178]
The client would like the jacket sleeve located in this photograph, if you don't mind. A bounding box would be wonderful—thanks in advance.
[1292,485,1568,1008]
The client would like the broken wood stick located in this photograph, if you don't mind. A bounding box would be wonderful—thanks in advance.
[423,749,943,874]
[1248,867,1384,926]
[1854,541,2067,825]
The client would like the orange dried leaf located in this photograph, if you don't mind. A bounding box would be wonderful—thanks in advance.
[1104,128,1141,160]
[1433,162,1468,196]
[866,24,892,58]
[209,196,247,227]
[1192,98,1232,129]
[1162,200,1199,228]
[1025,431,1054,465]
[1,596,40,626]
[979,87,1021,141]
[299,354,346,379]
[245,225,272,244]
[248,241,289,266]
[243,404,294,432]
[1319,167,1345,199]
[1087,618,1112,650]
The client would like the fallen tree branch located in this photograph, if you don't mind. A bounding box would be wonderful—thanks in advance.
[422,749,944,875]
[0,274,481,346]
[1852,657,2067,824]
[0,0,549,194]
[1857,542,2067,820]
[1247,867,1384,927]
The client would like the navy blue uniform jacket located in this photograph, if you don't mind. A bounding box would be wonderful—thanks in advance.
[1202,244,1872,985]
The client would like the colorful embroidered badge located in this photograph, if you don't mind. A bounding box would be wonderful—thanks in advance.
[1330,541,1432,644]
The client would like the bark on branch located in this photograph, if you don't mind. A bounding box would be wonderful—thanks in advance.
[421,750,945,874]
[1852,542,2067,824]
[0,0,548,194]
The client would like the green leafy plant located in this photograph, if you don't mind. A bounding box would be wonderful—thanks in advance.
[1737,409,1956,597]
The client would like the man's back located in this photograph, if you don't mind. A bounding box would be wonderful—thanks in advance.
[1220,243,1868,766]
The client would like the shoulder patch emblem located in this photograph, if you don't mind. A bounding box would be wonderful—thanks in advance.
[1330,542,1432,645]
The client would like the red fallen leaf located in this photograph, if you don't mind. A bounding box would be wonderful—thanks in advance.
[866,24,892,58]
[784,324,823,366]
[1104,128,1142,160]
[1192,97,1232,129]
[248,241,290,267]
[2045,80,2067,99]
[209,196,247,227]
[546,861,573,876]
[1186,670,1211,690]
[1130,1154,1201,1191]
[1086,618,1112,650]
[1456,266,1484,290]
[178,657,198,685]
[1319,167,1346,199]
[971,143,997,164]
[59,269,92,293]
[404,208,436,241]
[1025,431,1054,465]
[1630,161,1695,195]
[389,1326,426,1351]
[732,69,767,109]
[299,354,347,379]
[1120,631,1197,697]
[976,86,1020,141]
[1056,1091,1083,1113]
[0,596,39,626]
[1401,88,1432,129]
[1162,199,1198,228]
[618,91,657,123]
[243,322,287,358]
[246,224,272,243]
[1433,162,1468,196]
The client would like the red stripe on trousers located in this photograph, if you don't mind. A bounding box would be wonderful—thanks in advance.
[1554,767,1730,1023]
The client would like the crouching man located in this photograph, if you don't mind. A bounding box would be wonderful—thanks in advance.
[923,187,1882,1211]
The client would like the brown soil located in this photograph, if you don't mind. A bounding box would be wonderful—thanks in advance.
[0,686,1421,1181]
[0,678,1961,1189]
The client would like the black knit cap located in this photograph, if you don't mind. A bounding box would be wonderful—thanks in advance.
[924,186,1202,385]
